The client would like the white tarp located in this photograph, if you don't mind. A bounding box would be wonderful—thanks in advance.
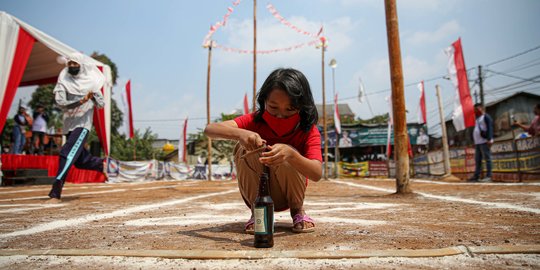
[0,11,112,154]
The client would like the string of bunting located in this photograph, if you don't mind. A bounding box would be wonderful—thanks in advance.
[202,1,327,54]
[266,3,323,38]
[202,0,241,47]
[213,38,326,54]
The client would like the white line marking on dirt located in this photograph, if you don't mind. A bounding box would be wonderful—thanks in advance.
[412,179,540,186]
[0,185,113,195]
[131,185,179,191]
[0,189,127,202]
[124,213,387,227]
[0,189,236,240]
[416,192,540,214]
[333,180,540,214]
[0,204,64,214]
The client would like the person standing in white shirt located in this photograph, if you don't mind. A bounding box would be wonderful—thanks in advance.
[469,103,494,182]
[30,104,48,155]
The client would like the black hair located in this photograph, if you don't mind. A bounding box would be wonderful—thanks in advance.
[254,68,318,132]
[474,103,484,108]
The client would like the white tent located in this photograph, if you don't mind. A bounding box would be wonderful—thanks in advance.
[0,11,112,154]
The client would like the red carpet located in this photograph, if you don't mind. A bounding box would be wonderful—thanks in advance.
[1,154,105,183]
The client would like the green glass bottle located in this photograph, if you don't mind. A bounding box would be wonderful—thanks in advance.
[253,167,274,248]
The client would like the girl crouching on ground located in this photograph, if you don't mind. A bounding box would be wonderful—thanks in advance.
[204,68,322,233]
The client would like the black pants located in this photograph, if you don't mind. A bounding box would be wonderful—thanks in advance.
[30,131,45,155]
[48,128,104,199]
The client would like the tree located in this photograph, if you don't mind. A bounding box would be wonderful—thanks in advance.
[91,51,118,85]
[91,52,123,135]
[357,113,390,125]
[110,127,160,160]
[28,84,62,130]
[0,119,14,150]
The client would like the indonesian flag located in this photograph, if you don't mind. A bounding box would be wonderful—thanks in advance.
[178,117,188,163]
[358,77,366,104]
[243,93,249,115]
[445,38,475,132]
[121,80,134,138]
[334,93,341,135]
[418,81,427,124]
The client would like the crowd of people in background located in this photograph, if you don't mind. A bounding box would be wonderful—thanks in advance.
[7,104,51,155]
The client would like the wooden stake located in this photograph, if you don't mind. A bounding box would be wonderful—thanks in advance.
[384,0,411,193]
[206,42,213,181]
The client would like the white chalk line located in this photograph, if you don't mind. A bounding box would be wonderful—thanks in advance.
[332,180,540,214]
[0,183,189,202]
[0,204,64,214]
[0,189,237,240]
[412,179,540,186]
[124,211,388,227]
[0,189,127,202]
[0,185,114,195]
[131,185,180,191]
[125,201,396,227]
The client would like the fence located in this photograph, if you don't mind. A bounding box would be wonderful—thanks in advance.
[334,136,540,181]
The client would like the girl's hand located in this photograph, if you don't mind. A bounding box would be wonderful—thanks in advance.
[238,130,266,151]
[259,144,295,166]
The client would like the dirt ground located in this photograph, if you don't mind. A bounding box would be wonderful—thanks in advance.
[0,177,539,269]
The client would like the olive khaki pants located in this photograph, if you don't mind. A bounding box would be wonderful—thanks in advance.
[233,143,307,212]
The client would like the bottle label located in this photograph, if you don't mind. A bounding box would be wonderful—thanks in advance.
[254,206,272,234]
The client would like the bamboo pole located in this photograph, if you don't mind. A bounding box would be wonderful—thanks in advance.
[252,0,257,112]
[384,0,410,193]
[205,41,213,181]
[321,41,328,180]
[436,85,460,181]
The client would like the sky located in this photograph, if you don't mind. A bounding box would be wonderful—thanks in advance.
[3,0,540,139]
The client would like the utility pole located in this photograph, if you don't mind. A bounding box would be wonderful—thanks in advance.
[204,40,213,181]
[252,0,257,112]
[384,0,410,193]
[478,65,484,107]
[330,59,339,178]
[436,85,460,181]
[320,39,328,180]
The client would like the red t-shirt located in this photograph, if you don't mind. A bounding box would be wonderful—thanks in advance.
[234,112,322,162]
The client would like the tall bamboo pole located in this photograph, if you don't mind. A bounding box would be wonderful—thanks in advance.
[321,41,328,180]
[436,85,459,181]
[205,41,213,181]
[384,0,410,193]
[252,0,257,112]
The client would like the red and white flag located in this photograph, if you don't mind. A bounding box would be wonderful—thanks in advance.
[121,80,134,139]
[445,38,475,132]
[178,117,188,163]
[418,80,427,124]
[243,93,249,115]
[333,93,341,135]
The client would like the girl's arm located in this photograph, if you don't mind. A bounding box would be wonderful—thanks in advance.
[204,120,266,151]
[260,144,322,181]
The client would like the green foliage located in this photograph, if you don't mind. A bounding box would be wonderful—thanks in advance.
[356,113,390,125]
[191,126,236,164]
[110,99,123,135]
[110,128,160,161]
[220,112,238,122]
[1,119,14,149]
[91,51,118,85]
[28,84,63,130]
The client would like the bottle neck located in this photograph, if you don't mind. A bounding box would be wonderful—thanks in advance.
[258,172,270,197]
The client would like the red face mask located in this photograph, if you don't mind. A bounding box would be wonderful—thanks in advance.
[262,110,300,137]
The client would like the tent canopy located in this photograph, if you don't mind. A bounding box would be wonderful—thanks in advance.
[0,11,112,154]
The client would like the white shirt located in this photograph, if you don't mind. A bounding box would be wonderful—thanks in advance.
[473,114,492,145]
[32,114,47,133]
